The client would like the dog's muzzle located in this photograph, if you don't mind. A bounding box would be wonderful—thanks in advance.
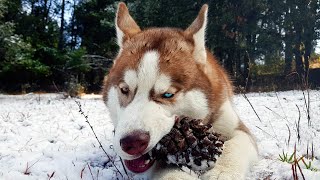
[120,130,155,173]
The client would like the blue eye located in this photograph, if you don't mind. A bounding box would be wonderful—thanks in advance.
[162,93,174,98]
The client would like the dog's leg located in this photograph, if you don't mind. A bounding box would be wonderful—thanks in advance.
[201,130,258,180]
[201,100,258,180]
[152,168,199,180]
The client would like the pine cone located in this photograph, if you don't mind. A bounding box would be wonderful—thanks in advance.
[152,117,224,171]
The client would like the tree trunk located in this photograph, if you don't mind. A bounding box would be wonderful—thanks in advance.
[225,49,234,76]
[58,0,65,51]
[30,0,35,14]
[243,50,250,90]
[44,0,52,24]
[304,40,311,82]
[43,0,47,22]
[235,50,241,77]
[293,26,304,79]
[293,43,304,79]
[70,0,77,49]
[284,35,293,74]
[244,34,254,86]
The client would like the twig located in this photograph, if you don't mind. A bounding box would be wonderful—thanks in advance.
[268,119,280,143]
[87,163,95,180]
[302,68,311,126]
[311,142,314,159]
[80,166,85,179]
[238,52,263,123]
[264,106,293,126]
[292,145,298,180]
[119,157,128,176]
[301,90,311,126]
[297,158,305,180]
[52,81,60,92]
[286,124,291,147]
[242,93,262,122]
[294,145,306,180]
[96,169,100,180]
[307,88,310,126]
[262,106,284,144]
[255,125,279,145]
[274,90,290,124]
[307,142,310,159]
[264,106,285,119]
[295,105,301,143]
[291,164,297,180]
[75,101,127,179]
[47,171,55,180]
[294,71,311,126]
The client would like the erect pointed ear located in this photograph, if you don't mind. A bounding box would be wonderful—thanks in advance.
[115,2,141,47]
[184,4,208,65]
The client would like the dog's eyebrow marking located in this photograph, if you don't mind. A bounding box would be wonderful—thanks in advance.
[137,51,160,93]
[154,74,172,94]
[124,69,138,90]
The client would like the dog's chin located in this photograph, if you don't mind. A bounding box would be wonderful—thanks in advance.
[124,152,155,173]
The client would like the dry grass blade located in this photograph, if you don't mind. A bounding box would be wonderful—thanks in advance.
[24,160,40,175]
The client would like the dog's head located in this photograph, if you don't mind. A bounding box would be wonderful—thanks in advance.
[103,3,215,174]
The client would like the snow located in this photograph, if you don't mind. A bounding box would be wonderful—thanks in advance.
[0,91,319,179]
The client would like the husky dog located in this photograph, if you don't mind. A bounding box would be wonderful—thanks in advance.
[102,3,257,179]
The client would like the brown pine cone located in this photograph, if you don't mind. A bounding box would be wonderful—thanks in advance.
[152,117,224,171]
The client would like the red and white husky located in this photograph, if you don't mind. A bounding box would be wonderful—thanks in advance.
[103,3,257,179]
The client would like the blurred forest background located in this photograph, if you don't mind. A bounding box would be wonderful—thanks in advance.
[0,0,320,95]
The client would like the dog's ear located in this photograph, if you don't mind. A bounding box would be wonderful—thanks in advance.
[185,4,208,66]
[116,3,141,48]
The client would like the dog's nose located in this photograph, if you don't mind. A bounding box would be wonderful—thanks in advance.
[120,130,150,155]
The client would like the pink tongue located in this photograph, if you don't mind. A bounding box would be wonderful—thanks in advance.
[129,156,146,165]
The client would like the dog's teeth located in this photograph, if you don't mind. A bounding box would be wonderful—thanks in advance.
[144,160,150,164]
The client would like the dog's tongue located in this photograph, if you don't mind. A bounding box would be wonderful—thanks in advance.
[124,154,154,173]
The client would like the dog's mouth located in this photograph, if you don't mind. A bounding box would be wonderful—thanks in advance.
[124,152,155,173]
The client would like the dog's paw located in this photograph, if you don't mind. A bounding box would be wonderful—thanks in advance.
[201,168,244,180]
[153,169,198,180]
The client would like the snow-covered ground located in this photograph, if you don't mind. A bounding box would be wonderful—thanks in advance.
[0,91,319,180]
